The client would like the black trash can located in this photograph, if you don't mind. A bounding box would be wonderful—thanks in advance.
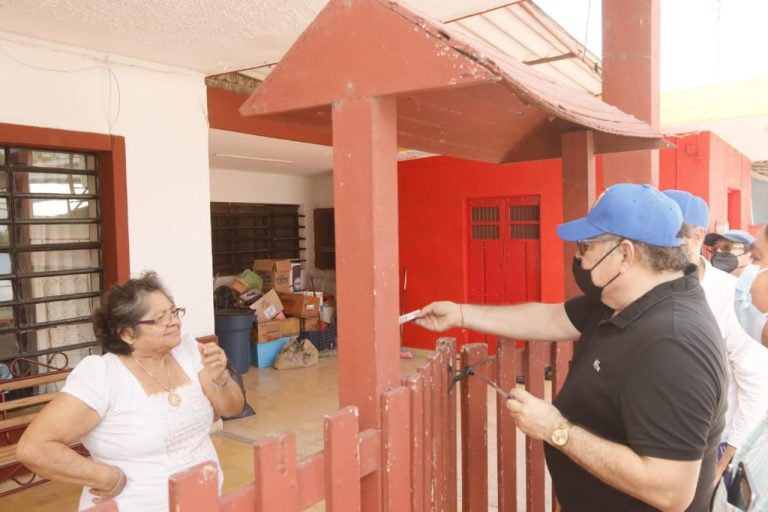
[214,309,254,375]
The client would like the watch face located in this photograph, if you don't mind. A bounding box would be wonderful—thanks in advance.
[552,428,568,446]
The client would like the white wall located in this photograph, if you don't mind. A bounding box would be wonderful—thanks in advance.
[0,32,215,336]
[210,168,336,294]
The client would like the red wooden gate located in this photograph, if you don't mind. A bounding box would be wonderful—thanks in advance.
[86,339,457,512]
[460,340,562,512]
[85,336,573,512]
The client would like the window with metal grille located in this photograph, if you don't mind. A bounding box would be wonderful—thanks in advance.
[509,205,540,222]
[471,206,500,240]
[210,202,305,275]
[0,146,103,371]
[509,204,540,239]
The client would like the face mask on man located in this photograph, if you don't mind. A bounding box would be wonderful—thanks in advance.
[711,252,739,273]
[734,263,768,341]
[572,241,623,302]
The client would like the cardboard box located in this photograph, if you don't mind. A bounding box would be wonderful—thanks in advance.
[301,316,319,331]
[249,289,284,323]
[301,290,323,307]
[278,292,321,318]
[251,320,282,343]
[250,317,301,343]
[280,317,301,337]
[253,259,292,293]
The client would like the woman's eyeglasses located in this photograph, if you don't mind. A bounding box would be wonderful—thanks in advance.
[136,307,186,326]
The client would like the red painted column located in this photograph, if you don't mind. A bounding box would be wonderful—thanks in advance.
[332,95,400,511]
[561,131,596,299]
[602,0,660,187]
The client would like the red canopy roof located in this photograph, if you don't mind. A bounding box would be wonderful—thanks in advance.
[240,0,669,163]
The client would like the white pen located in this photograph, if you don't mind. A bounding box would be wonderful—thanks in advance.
[399,309,421,324]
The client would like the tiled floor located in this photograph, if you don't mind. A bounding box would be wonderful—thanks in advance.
[1,351,550,511]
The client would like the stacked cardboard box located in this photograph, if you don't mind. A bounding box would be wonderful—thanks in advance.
[248,289,305,345]
[247,261,325,360]
[251,317,301,343]
[278,291,321,318]
[252,259,292,293]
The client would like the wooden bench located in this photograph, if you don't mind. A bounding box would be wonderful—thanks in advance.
[0,368,88,497]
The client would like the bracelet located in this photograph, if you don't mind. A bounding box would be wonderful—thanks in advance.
[212,371,231,388]
[95,468,126,500]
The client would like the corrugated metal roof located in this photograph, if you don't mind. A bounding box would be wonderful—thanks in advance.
[753,161,768,181]
[446,1,601,96]
[240,0,666,163]
[242,1,602,96]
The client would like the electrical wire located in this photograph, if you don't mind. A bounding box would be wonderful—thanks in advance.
[0,37,210,133]
[0,44,101,74]
[582,0,592,58]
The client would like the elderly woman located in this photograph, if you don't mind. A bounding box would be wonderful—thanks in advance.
[17,272,245,511]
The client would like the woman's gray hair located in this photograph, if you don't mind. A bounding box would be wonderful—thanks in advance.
[93,271,173,355]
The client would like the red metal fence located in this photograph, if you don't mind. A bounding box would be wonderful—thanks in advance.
[86,337,572,512]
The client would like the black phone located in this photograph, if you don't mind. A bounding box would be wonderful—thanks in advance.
[726,462,756,511]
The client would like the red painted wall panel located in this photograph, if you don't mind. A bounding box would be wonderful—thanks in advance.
[399,131,752,351]
[398,157,564,351]
[657,131,751,231]
[660,133,710,201]
[708,132,752,229]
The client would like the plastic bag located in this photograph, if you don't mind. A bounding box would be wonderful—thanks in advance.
[273,337,319,370]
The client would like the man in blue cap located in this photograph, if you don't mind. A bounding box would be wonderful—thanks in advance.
[704,229,755,277]
[664,189,768,484]
[415,183,726,511]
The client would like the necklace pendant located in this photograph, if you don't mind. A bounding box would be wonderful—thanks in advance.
[168,391,182,407]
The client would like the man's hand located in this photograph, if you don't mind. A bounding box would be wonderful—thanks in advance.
[505,388,566,443]
[198,342,229,383]
[412,301,462,332]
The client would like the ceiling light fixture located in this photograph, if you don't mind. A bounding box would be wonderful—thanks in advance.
[214,153,293,164]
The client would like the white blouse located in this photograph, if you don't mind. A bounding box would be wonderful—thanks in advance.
[62,334,222,511]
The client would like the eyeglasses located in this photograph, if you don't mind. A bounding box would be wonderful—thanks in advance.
[714,243,750,256]
[136,307,186,326]
[576,238,618,257]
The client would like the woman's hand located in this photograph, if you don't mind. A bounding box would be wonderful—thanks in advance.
[90,465,126,504]
[412,301,463,332]
[198,342,229,384]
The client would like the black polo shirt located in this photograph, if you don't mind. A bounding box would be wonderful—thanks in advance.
[546,266,727,512]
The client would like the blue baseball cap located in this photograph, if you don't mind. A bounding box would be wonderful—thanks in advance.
[557,183,683,247]
[663,190,710,229]
[704,229,755,247]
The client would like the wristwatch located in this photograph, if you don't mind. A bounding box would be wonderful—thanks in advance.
[551,420,573,448]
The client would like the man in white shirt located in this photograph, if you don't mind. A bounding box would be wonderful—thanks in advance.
[704,229,755,277]
[665,190,768,481]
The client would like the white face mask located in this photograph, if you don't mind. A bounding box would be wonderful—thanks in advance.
[734,263,768,341]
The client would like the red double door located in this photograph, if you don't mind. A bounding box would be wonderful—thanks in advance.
[467,196,541,353]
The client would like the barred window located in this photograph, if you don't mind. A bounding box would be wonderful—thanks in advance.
[211,202,305,275]
[471,206,500,240]
[0,147,102,377]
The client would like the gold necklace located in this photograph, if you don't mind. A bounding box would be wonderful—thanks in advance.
[131,355,182,407]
